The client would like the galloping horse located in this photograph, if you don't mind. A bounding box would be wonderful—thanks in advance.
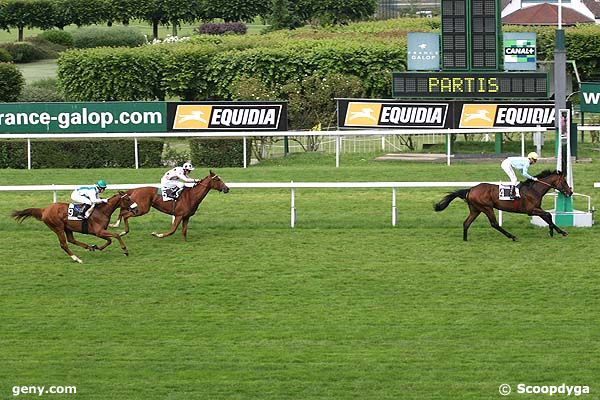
[434,170,573,241]
[110,171,229,240]
[12,192,136,263]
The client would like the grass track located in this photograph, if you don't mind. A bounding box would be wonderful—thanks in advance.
[1,155,599,399]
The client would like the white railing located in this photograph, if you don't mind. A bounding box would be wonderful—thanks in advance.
[595,182,600,188]
[1,181,505,227]
[0,127,551,169]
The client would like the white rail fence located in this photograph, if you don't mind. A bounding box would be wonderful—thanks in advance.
[1,181,511,227]
[595,183,600,188]
[0,127,550,169]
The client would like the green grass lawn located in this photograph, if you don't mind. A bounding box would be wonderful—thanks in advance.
[16,59,59,83]
[0,155,599,399]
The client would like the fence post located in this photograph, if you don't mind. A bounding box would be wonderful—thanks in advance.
[290,182,296,228]
[134,138,139,169]
[243,137,248,169]
[446,132,451,166]
[392,187,397,227]
[335,136,341,168]
[27,139,32,170]
[52,184,57,203]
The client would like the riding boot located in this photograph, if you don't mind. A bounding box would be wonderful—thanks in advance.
[512,186,521,199]
[84,204,95,219]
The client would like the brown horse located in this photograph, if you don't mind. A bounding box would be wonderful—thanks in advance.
[110,171,229,240]
[434,170,573,241]
[12,192,137,263]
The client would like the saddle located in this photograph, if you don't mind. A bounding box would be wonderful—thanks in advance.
[68,203,88,220]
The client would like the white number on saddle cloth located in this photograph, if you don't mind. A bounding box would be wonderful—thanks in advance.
[498,184,513,200]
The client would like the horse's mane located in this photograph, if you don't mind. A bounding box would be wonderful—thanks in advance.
[521,170,561,187]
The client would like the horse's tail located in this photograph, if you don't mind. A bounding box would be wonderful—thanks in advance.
[12,208,44,223]
[434,189,469,212]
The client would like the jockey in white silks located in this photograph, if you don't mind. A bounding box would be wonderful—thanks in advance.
[161,162,197,200]
[500,152,539,198]
[70,179,108,219]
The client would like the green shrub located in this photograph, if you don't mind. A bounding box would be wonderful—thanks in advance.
[18,79,65,102]
[0,41,48,63]
[39,29,74,47]
[72,26,146,48]
[0,62,25,102]
[190,138,251,168]
[0,139,164,168]
[0,48,12,62]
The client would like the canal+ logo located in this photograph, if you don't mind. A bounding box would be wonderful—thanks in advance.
[173,104,282,130]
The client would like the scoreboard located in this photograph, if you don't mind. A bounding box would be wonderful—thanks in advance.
[392,72,548,99]
[441,0,500,70]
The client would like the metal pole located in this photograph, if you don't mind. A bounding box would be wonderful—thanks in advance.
[27,139,31,170]
[134,138,139,169]
[499,210,503,227]
[392,188,397,227]
[52,185,57,203]
[243,137,247,169]
[381,135,385,151]
[521,132,525,157]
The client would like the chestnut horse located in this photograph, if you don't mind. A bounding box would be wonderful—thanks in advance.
[434,170,573,241]
[110,171,229,240]
[12,192,136,263]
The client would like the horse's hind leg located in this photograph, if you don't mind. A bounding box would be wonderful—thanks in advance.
[50,227,82,263]
[181,217,190,241]
[463,205,481,241]
[482,208,517,241]
[65,230,97,251]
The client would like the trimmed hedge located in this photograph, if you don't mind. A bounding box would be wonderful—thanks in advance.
[196,22,247,35]
[72,26,146,48]
[190,138,251,168]
[0,48,12,62]
[0,139,164,168]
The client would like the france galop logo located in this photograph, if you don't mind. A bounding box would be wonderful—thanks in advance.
[459,104,498,128]
[345,102,383,126]
[173,105,212,129]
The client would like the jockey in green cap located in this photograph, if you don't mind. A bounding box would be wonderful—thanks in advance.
[70,180,108,219]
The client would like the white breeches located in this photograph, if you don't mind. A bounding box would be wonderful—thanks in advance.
[71,193,93,205]
[501,159,519,185]
[161,180,185,191]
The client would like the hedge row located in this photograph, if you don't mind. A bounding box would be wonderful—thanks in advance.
[0,139,163,168]
[58,39,406,101]
[190,138,251,168]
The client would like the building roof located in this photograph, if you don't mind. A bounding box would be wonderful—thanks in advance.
[583,0,600,18]
[502,3,594,25]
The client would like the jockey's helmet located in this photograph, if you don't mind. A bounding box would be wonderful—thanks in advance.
[527,152,539,161]
[96,179,107,189]
[183,162,195,171]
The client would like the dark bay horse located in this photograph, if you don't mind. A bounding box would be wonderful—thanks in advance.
[12,192,136,263]
[434,170,573,241]
[110,171,229,240]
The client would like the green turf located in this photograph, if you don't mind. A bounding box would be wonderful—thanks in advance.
[16,59,59,83]
[0,155,599,399]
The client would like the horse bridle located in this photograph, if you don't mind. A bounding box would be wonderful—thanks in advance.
[196,175,220,189]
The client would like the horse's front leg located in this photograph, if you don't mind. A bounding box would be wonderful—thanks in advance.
[95,230,129,256]
[152,215,183,238]
[532,208,568,237]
